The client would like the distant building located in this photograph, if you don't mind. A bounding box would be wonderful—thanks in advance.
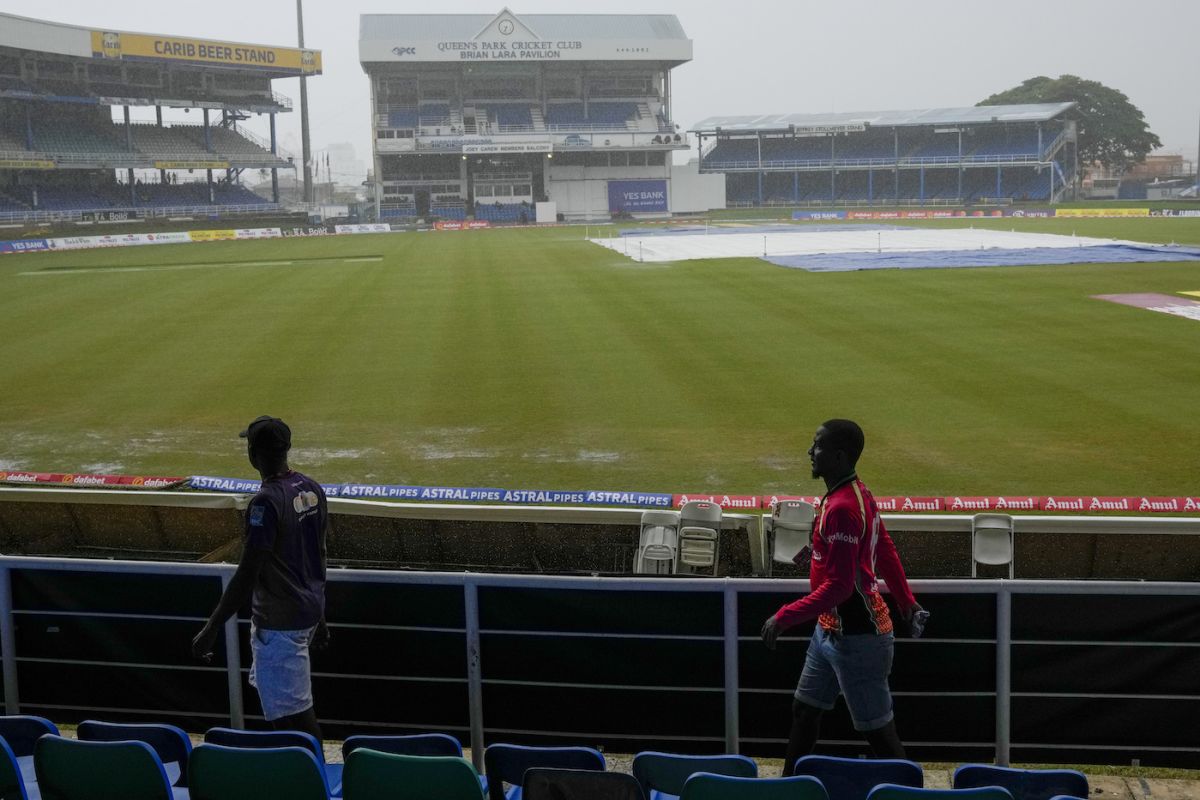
[1124,154,1187,181]
[359,8,693,222]
[325,142,366,189]
[693,105,1078,206]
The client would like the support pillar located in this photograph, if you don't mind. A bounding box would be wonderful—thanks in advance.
[722,586,739,753]
[894,129,900,202]
[124,105,132,151]
[269,113,280,203]
[203,108,212,152]
[298,0,313,206]
[995,587,1012,766]
[830,135,836,201]
[0,567,20,714]
[128,168,135,205]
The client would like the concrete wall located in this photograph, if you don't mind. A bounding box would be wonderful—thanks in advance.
[670,160,726,213]
[545,161,671,220]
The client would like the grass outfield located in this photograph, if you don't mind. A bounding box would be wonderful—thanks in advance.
[1,217,1199,496]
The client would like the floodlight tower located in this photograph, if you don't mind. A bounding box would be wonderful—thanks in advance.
[297,0,314,206]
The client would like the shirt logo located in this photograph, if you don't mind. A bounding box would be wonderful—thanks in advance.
[248,505,266,526]
[826,531,859,545]
[293,491,319,514]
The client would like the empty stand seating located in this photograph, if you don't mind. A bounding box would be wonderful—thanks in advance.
[432,203,467,220]
[478,104,534,130]
[381,205,418,219]
[474,201,531,223]
[420,103,452,127]
[387,109,419,129]
[31,118,127,156]
[129,125,212,158]
[968,130,1041,158]
[546,102,637,129]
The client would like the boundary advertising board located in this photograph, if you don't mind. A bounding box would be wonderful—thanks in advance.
[608,180,668,213]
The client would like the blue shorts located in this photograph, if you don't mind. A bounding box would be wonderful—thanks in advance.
[794,626,895,731]
[249,623,316,721]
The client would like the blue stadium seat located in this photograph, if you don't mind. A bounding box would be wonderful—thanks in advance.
[204,727,341,797]
[868,787,1013,800]
[0,735,34,800]
[632,752,756,800]
[35,735,174,800]
[525,769,646,800]
[681,774,827,800]
[793,756,923,800]
[952,765,1087,800]
[484,744,605,800]
[78,720,192,789]
[190,743,329,800]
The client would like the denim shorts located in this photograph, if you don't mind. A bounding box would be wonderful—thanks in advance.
[248,623,316,721]
[794,626,895,731]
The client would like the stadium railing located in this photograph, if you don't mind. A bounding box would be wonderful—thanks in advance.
[0,202,280,224]
[0,547,1195,769]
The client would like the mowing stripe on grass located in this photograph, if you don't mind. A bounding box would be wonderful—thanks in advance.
[17,255,384,276]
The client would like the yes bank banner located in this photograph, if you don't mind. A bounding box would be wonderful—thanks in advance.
[608,180,668,213]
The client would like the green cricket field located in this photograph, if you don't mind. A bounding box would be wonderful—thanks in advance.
[1,215,1198,497]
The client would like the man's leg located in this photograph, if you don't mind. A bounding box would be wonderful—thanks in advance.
[272,705,323,742]
[834,632,904,758]
[783,698,825,776]
[787,628,839,775]
[863,719,905,759]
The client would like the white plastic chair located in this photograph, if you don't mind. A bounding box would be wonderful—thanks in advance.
[634,509,681,574]
[770,500,816,567]
[972,513,1014,577]
[676,500,722,575]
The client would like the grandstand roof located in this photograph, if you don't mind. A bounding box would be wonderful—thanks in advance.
[691,103,1076,134]
[362,12,687,41]
[0,11,321,76]
[360,8,691,64]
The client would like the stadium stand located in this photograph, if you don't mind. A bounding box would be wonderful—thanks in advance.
[387,109,419,129]
[474,201,532,223]
[432,203,467,220]
[0,12,317,221]
[362,11,691,220]
[693,105,1078,206]
[128,125,214,159]
[477,104,536,132]
[0,190,28,212]
[30,117,128,157]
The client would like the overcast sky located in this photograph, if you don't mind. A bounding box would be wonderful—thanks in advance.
[4,0,1197,178]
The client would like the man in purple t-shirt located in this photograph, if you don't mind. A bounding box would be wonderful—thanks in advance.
[192,416,329,740]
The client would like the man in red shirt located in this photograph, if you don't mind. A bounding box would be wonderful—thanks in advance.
[761,419,923,769]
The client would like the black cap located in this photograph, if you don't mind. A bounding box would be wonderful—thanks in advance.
[239,416,292,452]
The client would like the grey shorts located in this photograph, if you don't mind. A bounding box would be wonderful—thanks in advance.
[249,623,316,721]
[795,626,895,731]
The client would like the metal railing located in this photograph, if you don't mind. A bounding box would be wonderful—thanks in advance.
[0,202,283,225]
[0,149,288,170]
[0,551,1195,768]
[706,155,1047,171]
